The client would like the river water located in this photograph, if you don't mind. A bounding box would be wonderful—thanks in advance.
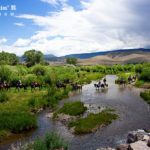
[0,75,150,150]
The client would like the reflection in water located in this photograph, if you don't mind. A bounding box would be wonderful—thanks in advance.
[1,75,150,150]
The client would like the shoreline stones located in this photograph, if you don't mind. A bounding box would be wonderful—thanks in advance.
[97,130,150,150]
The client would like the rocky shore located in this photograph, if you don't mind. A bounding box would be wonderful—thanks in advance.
[97,129,150,150]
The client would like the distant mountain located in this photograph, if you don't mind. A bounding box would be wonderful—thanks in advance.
[63,48,150,59]
[44,54,56,58]
[78,50,150,65]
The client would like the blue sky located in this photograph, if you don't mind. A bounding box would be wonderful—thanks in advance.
[0,0,150,56]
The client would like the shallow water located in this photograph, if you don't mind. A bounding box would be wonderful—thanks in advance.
[0,75,150,150]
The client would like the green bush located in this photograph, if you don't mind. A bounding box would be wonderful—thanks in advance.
[139,69,150,82]
[0,66,12,82]
[25,131,69,150]
[54,101,87,118]
[0,92,9,103]
[140,91,150,104]
[32,65,46,76]
[68,112,118,134]
[0,112,37,133]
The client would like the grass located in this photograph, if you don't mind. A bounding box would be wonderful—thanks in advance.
[0,87,71,141]
[53,101,87,118]
[21,131,69,150]
[134,80,145,87]
[140,91,150,104]
[68,112,118,134]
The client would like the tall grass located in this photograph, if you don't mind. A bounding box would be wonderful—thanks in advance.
[140,91,150,104]
[53,101,87,118]
[24,131,69,150]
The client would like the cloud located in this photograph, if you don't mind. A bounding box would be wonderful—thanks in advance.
[4,0,150,56]
[13,38,31,47]
[40,0,67,5]
[14,22,24,26]
[0,38,7,44]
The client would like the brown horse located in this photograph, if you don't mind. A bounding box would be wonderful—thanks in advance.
[0,84,11,91]
[71,83,82,91]
[116,80,126,85]
[56,83,66,89]
[31,83,42,91]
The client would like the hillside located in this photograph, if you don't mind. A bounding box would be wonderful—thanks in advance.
[63,48,150,59]
[78,51,150,65]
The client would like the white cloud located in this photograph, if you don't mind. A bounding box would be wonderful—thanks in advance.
[14,22,24,26]
[0,38,7,44]
[40,0,67,5]
[13,38,31,47]
[3,0,150,56]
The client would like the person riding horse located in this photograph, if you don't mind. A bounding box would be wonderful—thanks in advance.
[98,80,101,87]
[18,80,22,86]
[3,80,6,87]
[34,80,37,86]
[133,74,136,81]
[121,77,124,82]
[128,74,132,83]
[103,78,107,85]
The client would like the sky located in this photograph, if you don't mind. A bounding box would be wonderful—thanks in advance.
[0,0,150,56]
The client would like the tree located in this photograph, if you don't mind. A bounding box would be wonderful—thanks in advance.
[23,50,45,67]
[0,51,19,65]
[66,57,77,65]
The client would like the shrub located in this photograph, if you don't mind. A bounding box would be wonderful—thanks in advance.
[140,91,150,104]
[68,112,118,134]
[54,101,87,118]
[25,131,69,150]
[0,92,9,103]
[0,112,37,133]
[139,69,150,82]
[32,65,46,76]
[0,66,11,82]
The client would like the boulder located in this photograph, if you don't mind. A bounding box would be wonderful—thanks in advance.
[127,131,144,143]
[130,141,150,150]
[127,131,138,143]
[136,132,144,141]
[116,144,133,150]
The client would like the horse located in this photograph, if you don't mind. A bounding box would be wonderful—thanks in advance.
[31,83,42,91]
[15,83,28,92]
[128,77,132,84]
[0,84,11,91]
[71,83,82,91]
[94,83,106,89]
[56,83,66,89]
[133,75,136,82]
[116,80,126,85]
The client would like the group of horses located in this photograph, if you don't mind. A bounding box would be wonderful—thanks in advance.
[56,82,82,91]
[0,80,82,92]
[94,82,108,89]
[116,75,137,85]
[0,82,42,92]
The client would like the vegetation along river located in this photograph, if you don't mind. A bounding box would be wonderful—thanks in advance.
[0,75,150,150]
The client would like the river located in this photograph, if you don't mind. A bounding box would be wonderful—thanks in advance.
[0,75,150,150]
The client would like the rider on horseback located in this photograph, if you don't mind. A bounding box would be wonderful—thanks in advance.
[103,78,106,85]
[3,80,6,87]
[34,80,37,86]
[121,76,124,82]
[98,80,101,87]
[18,80,22,86]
